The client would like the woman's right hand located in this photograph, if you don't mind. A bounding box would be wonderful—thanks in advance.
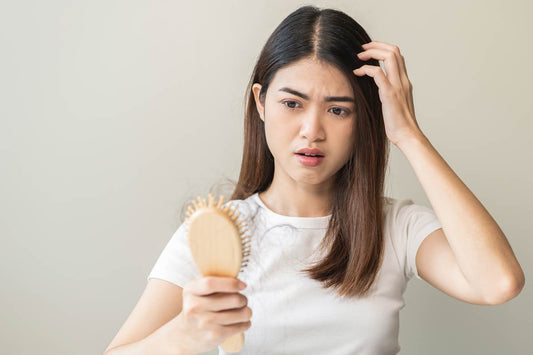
[168,276,252,354]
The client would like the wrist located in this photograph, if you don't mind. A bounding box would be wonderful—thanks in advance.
[161,314,197,355]
[394,130,428,150]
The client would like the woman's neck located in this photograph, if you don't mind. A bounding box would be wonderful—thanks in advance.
[258,186,333,217]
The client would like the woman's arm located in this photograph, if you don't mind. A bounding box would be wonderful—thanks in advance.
[104,279,194,355]
[354,40,524,304]
[104,314,192,355]
[397,132,525,304]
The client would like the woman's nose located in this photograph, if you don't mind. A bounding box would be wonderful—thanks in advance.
[299,111,325,142]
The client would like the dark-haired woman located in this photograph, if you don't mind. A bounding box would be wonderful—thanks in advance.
[105,5,524,355]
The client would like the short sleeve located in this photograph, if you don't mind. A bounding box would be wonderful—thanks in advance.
[147,222,201,288]
[392,198,443,281]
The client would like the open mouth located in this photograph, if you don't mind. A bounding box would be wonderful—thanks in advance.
[296,153,324,158]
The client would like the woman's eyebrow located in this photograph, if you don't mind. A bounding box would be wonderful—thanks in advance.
[278,86,355,102]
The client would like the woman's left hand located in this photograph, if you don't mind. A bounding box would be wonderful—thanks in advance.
[353,40,423,146]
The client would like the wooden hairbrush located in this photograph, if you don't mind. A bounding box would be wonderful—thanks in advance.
[184,193,252,353]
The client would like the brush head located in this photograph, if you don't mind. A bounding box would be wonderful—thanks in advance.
[184,193,251,278]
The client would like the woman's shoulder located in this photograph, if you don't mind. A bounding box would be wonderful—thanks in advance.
[382,195,403,215]
[382,195,396,206]
[382,195,435,216]
[222,192,262,217]
[382,195,417,212]
[382,195,428,224]
[224,192,260,207]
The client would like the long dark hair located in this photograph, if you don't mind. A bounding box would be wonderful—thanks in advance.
[229,5,389,298]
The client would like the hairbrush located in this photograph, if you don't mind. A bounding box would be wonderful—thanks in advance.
[184,193,252,353]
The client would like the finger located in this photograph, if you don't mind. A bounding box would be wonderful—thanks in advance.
[357,48,402,87]
[202,291,248,312]
[361,41,411,91]
[362,41,415,115]
[217,307,253,326]
[353,65,390,93]
[398,53,415,115]
[188,276,246,296]
[362,40,397,51]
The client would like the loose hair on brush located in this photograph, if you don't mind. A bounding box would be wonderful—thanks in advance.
[230,5,389,298]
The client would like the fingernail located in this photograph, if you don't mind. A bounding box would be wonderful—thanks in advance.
[239,281,247,290]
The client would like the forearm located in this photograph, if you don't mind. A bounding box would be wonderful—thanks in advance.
[104,316,195,355]
[396,133,525,298]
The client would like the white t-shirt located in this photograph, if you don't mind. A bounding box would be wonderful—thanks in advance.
[147,192,442,355]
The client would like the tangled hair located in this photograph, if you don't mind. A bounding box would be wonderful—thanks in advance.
[227,5,389,298]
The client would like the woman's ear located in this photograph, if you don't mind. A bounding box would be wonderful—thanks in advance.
[252,83,265,122]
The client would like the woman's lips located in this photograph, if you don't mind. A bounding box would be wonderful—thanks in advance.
[295,153,324,167]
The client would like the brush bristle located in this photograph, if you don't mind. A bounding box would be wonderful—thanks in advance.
[184,193,251,276]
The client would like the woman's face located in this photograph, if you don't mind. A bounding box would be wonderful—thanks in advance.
[252,57,356,190]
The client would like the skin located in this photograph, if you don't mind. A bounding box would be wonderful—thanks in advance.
[252,57,356,217]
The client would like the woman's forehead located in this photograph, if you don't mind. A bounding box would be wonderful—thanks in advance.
[270,58,353,96]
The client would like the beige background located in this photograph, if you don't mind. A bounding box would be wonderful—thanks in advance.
[1,0,531,354]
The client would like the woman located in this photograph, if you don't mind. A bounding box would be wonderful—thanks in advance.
[104,5,525,355]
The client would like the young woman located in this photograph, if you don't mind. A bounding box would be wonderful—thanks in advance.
[104,5,525,355]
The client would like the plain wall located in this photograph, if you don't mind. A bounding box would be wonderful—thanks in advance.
[1,0,531,354]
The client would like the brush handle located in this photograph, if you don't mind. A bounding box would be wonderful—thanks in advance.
[186,194,248,353]
[221,331,244,353]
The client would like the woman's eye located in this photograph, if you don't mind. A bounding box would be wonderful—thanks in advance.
[281,101,350,117]
[282,100,300,109]
[330,107,350,117]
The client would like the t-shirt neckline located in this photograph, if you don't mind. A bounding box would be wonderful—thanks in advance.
[250,192,331,229]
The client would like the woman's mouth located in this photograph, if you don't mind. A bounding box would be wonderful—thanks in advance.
[295,153,324,167]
